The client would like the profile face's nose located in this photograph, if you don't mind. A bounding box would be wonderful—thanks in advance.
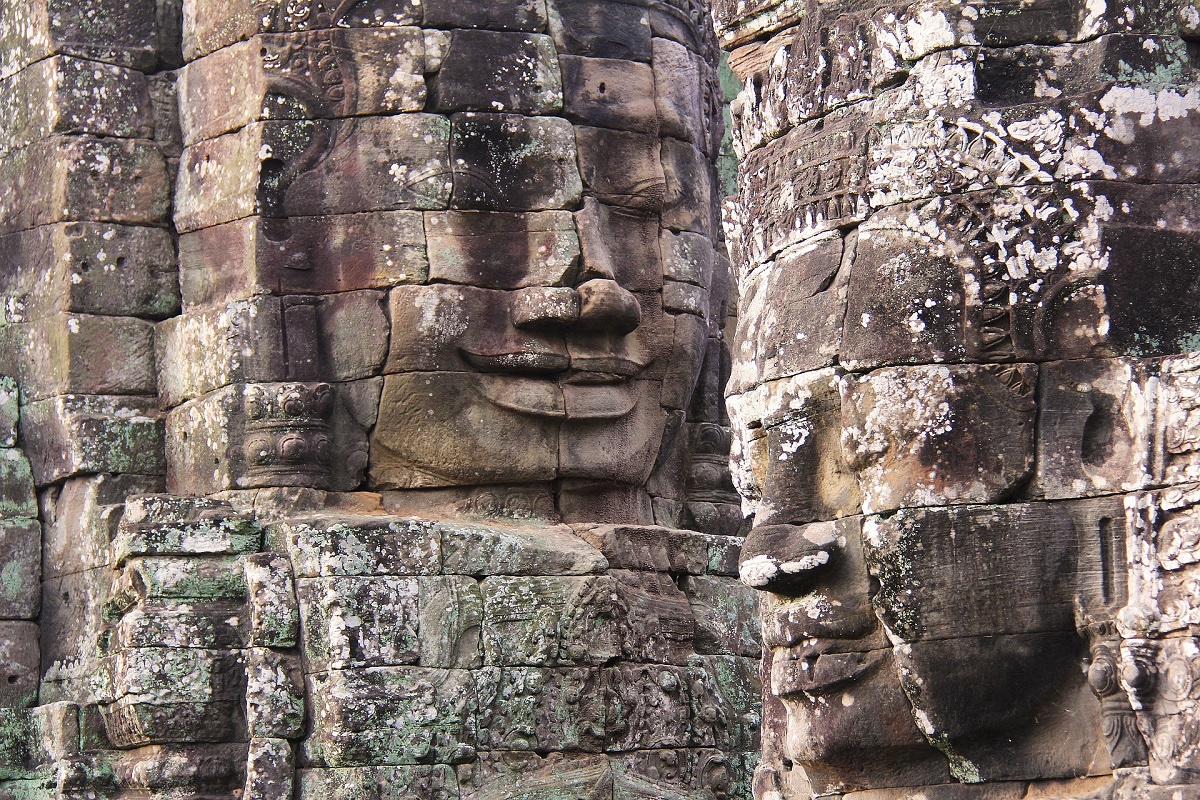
[739,521,841,592]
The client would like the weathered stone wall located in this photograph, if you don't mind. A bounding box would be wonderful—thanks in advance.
[715,0,1200,798]
[0,0,762,798]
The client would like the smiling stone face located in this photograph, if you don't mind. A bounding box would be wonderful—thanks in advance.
[324,0,734,521]
[715,0,1200,795]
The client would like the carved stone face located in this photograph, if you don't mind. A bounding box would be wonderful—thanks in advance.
[355,4,728,495]
[730,364,1108,794]
[716,0,1200,792]
[368,210,693,490]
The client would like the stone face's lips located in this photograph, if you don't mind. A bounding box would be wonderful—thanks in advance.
[460,349,570,373]
[771,643,886,697]
[474,374,641,420]
[568,355,646,377]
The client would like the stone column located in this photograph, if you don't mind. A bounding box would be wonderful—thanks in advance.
[715,0,1200,797]
[0,0,180,793]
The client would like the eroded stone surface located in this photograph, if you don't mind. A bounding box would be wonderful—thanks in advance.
[720,0,1200,797]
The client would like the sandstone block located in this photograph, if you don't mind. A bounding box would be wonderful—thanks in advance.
[179,28,426,145]
[548,0,652,61]
[680,575,760,657]
[244,554,299,648]
[0,622,39,709]
[450,112,582,211]
[475,666,605,752]
[113,494,263,564]
[182,0,421,60]
[0,137,168,236]
[102,650,245,746]
[418,576,483,669]
[431,30,561,114]
[862,503,1080,643]
[0,224,179,321]
[652,37,704,145]
[273,515,441,579]
[0,0,160,79]
[179,211,427,308]
[315,290,389,382]
[0,520,41,621]
[604,663,692,750]
[38,567,112,704]
[609,568,697,664]
[0,451,35,520]
[573,524,708,574]
[296,764,459,800]
[559,381,669,484]
[21,395,164,485]
[114,556,248,604]
[0,377,15,447]
[245,650,304,740]
[841,364,1037,514]
[14,313,155,401]
[157,298,285,408]
[112,607,236,651]
[370,372,560,489]
[0,56,152,158]
[481,575,623,666]
[661,229,716,289]
[426,210,579,289]
[730,235,845,391]
[458,751,609,800]
[575,197,664,291]
[660,137,715,235]
[663,281,707,316]
[175,116,452,233]
[297,576,420,671]
[245,738,294,800]
[661,314,708,408]
[574,126,665,212]
[439,521,608,576]
[731,106,869,269]
[726,369,861,526]
[424,0,547,30]
[1035,358,1151,499]
[560,55,658,133]
[304,667,476,767]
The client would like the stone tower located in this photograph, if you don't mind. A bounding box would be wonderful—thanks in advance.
[0,1,760,798]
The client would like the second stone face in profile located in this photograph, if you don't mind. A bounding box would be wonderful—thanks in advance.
[716,0,1200,796]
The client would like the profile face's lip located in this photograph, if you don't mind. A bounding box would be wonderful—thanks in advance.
[771,641,886,697]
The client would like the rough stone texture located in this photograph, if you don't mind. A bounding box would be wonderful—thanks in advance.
[0,1,756,799]
[719,0,1200,797]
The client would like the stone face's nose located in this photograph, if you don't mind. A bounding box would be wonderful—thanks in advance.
[575,279,641,334]
[511,280,641,335]
[511,287,581,329]
[739,522,840,592]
